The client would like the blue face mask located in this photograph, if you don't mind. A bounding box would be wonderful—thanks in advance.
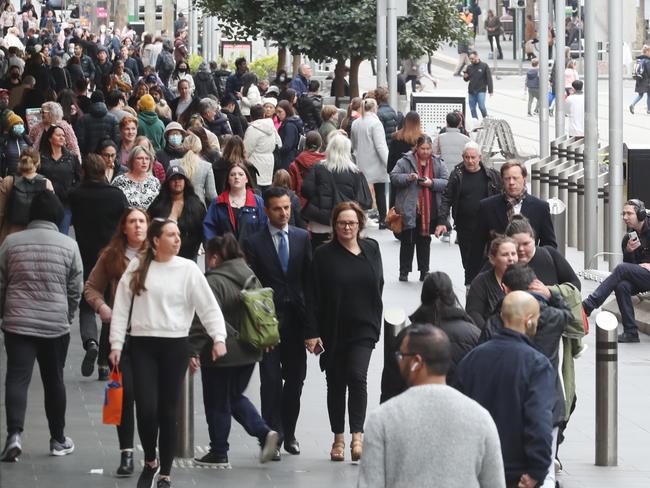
[168,134,183,147]
[13,124,25,136]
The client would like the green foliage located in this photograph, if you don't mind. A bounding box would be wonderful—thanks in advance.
[199,0,466,61]
[187,53,204,74]
[249,54,278,80]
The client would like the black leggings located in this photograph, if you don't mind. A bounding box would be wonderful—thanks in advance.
[129,337,190,476]
[373,183,387,223]
[325,343,373,434]
[4,332,70,441]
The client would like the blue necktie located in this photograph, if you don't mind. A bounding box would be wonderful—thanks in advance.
[278,231,289,274]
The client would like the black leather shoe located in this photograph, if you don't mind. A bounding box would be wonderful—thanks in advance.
[116,450,134,477]
[399,273,408,282]
[82,341,99,377]
[618,333,640,343]
[419,271,429,282]
[284,439,300,455]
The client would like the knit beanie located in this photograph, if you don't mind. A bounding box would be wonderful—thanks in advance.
[138,94,156,112]
[6,111,23,129]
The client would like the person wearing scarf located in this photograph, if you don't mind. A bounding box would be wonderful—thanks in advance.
[390,135,449,282]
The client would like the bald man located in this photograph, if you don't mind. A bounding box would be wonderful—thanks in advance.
[455,291,555,488]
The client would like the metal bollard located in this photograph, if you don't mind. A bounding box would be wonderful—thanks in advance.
[175,368,194,459]
[595,311,618,466]
[548,198,567,256]
[577,175,585,251]
[567,169,583,248]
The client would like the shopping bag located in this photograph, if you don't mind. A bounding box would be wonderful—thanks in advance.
[102,366,123,425]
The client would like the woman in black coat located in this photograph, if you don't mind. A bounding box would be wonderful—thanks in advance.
[276,100,304,171]
[147,166,206,260]
[311,201,383,463]
[381,271,480,403]
[387,111,422,207]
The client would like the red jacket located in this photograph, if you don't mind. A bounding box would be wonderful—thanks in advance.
[288,150,325,206]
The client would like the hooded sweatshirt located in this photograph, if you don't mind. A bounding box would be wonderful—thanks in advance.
[137,110,166,151]
[75,102,119,155]
[288,150,325,206]
[243,118,282,186]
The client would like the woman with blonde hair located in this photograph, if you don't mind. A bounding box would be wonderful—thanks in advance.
[0,148,54,242]
[29,101,81,157]
[387,111,423,207]
[170,132,217,205]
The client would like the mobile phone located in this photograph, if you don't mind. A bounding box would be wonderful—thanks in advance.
[629,231,639,242]
[417,177,426,183]
[313,342,325,356]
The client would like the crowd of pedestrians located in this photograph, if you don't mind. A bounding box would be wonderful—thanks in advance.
[0,6,646,488]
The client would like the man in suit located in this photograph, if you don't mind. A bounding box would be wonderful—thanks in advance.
[243,187,320,460]
[468,160,557,283]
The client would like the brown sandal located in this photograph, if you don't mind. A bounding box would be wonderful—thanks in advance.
[350,439,363,461]
[330,441,345,462]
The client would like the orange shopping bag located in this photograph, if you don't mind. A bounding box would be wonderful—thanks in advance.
[103,366,123,425]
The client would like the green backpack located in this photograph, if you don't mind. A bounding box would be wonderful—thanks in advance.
[237,275,281,350]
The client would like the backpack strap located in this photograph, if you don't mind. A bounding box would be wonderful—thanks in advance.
[242,274,259,290]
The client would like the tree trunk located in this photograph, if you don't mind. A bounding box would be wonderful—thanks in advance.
[277,47,287,74]
[332,58,346,98]
[292,53,301,77]
[637,1,646,50]
[349,56,363,98]
[114,0,129,32]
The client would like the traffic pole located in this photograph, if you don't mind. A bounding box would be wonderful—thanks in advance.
[386,0,398,110]
[554,0,565,136]
[538,0,550,158]
[608,0,624,269]
[376,0,387,87]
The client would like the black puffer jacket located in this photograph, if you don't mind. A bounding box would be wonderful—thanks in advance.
[377,103,400,145]
[633,55,650,94]
[75,102,119,155]
[297,93,322,132]
[277,115,304,171]
[156,143,187,172]
[193,70,220,99]
[205,112,232,138]
[301,163,361,225]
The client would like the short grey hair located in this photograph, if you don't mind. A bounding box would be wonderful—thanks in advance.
[42,101,64,123]
[127,145,153,172]
[198,97,219,115]
[462,140,481,156]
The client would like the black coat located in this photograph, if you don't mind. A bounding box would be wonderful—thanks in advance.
[377,103,400,145]
[221,108,248,138]
[148,191,206,259]
[75,102,119,155]
[243,225,314,334]
[455,328,555,483]
[468,193,557,282]
[297,93,322,132]
[156,144,187,172]
[38,148,81,205]
[193,70,219,99]
[311,238,384,370]
[277,116,304,171]
[68,180,129,277]
[301,164,370,225]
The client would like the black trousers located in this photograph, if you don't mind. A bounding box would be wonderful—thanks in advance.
[488,34,503,57]
[4,332,70,441]
[115,346,135,450]
[399,217,431,274]
[129,337,190,476]
[326,343,373,434]
[373,183,387,223]
[456,227,475,286]
[259,318,307,443]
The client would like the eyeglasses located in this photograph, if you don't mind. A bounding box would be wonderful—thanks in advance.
[394,351,418,362]
[336,221,359,229]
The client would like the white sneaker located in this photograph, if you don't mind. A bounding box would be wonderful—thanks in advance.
[50,436,74,456]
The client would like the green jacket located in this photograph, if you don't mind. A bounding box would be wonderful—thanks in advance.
[137,111,165,151]
[188,258,262,367]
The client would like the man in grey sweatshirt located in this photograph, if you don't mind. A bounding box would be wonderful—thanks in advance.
[357,323,505,488]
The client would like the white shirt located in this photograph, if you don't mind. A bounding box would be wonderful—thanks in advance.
[566,92,585,137]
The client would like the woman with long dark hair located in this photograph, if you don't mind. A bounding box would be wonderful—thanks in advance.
[311,201,384,463]
[109,218,227,488]
[84,208,149,477]
[148,166,206,260]
[240,72,262,119]
[212,135,259,193]
[38,124,81,234]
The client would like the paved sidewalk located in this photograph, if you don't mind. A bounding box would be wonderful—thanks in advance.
[2,227,650,487]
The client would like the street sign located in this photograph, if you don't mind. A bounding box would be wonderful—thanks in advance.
[378,0,407,17]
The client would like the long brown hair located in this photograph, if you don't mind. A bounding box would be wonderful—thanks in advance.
[130,217,174,296]
[98,208,150,282]
[393,111,423,146]
[330,201,366,244]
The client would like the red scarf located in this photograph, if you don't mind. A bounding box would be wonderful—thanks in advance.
[216,188,257,231]
[417,158,434,236]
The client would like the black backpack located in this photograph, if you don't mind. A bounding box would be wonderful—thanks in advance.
[6,175,48,226]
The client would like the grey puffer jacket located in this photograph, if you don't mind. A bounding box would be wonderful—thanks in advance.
[377,103,400,145]
[0,221,83,337]
[390,151,449,232]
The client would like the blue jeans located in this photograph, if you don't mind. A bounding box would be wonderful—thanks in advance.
[200,364,270,456]
[58,206,72,235]
[630,92,650,111]
[584,263,650,335]
[468,91,488,119]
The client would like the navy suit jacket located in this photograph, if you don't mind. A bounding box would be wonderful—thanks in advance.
[243,225,315,338]
[468,193,557,282]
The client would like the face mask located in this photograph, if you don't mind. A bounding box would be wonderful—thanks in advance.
[68,48,74,55]
[168,134,182,147]
[13,124,25,136]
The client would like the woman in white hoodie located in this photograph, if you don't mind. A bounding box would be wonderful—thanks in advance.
[239,72,262,119]
[243,104,282,189]
[109,218,227,488]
